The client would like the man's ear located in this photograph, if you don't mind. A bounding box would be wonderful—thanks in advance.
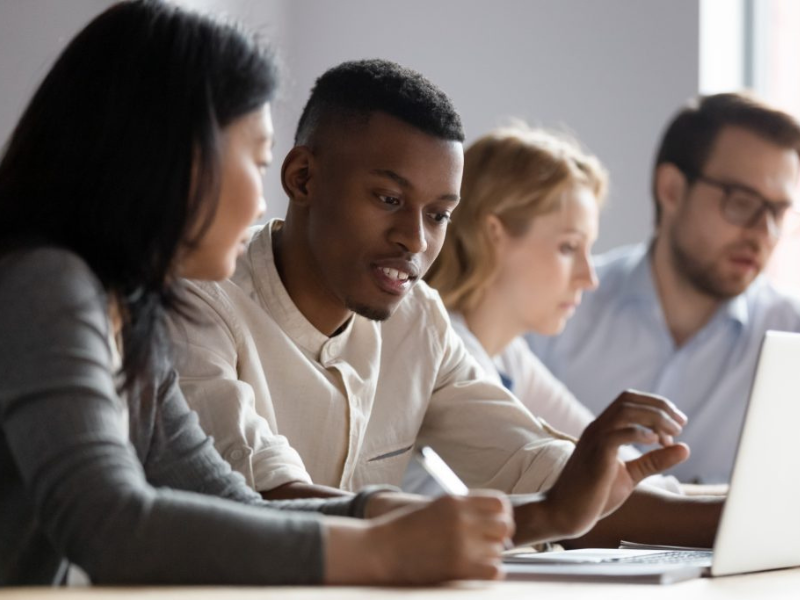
[654,163,688,221]
[281,146,314,207]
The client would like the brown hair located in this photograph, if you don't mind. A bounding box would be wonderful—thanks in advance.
[652,91,800,225]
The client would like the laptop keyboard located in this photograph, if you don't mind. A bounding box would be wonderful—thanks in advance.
[609,551,713,565]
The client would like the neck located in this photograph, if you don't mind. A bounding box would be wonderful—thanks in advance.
[461,288,520,357]
[108,295,123,337]
[651,235,722,348]
[273,217,352,337]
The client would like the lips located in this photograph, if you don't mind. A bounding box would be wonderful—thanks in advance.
[371,259,420,296]
[728,253,761,273]
[559,295,582,310]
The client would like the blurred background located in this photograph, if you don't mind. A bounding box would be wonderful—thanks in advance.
[1,0,798,290]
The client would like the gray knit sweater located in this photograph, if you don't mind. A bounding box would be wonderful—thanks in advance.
[0,247,368,586]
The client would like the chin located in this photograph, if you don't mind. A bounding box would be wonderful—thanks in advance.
[346,299,393,322]
[203,260,236,282]
[529,318,566,337]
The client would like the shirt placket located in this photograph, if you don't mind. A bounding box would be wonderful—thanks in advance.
[652,309,737,416]
[320,337,374,491]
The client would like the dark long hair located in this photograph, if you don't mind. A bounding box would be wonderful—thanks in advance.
[0,0,278,390]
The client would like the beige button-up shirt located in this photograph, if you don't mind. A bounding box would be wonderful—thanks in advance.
[173,220,573,493]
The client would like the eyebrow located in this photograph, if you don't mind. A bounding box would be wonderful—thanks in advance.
[558,228,592,238]
[369,168,460,202]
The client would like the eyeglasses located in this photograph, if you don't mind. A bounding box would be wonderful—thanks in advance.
[684,171,794,239]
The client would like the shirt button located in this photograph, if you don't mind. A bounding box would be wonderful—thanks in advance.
[229,448,245,461]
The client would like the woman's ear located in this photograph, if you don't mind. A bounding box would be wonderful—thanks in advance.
[281,146,314,207]
[485,214,507,246]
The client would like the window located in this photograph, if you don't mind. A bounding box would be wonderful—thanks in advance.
[701,0,800,296]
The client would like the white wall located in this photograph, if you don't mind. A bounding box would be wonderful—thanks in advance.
[0,0,700,251]
[0,1,116,149]
[186,0,701,251]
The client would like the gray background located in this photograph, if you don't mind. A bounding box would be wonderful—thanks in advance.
[0,0,700,252]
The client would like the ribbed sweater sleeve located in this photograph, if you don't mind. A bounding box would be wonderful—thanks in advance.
[0,248,364,585]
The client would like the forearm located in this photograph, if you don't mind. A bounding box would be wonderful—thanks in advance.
[85,488,327,584]
[561,486,723,549]
[261,481,351,501]
[260,483,419,520]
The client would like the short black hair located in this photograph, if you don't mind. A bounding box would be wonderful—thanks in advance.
[652,92,800,225]
[294,58,464,145]
[0,0,278,390]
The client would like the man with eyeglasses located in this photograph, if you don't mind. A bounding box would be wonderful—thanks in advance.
[529,92,800,486]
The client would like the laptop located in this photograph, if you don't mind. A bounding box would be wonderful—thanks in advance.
[504,330,800,583]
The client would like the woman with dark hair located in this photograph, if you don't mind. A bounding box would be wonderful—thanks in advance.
[0,0,511,586]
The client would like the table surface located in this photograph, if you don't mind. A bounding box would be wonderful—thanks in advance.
[3,567,800,600]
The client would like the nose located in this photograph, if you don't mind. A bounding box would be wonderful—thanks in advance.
[255,194,267,223]
[576,251,598,291]
[390,208,428,254]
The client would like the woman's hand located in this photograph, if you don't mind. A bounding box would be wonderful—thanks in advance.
[325,491,513,585]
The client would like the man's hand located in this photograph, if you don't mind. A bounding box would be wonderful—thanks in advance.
[514,390,690,543]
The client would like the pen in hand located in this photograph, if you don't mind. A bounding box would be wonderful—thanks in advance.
[416,445,514,550]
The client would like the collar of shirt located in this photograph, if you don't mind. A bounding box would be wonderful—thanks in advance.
[447,312,504,385]
[245,219,355,363]
[616,242,750,331]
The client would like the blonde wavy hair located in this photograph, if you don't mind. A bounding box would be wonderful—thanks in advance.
[426,123,608,313]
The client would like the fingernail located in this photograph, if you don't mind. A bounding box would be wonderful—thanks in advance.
[661,434,674,446]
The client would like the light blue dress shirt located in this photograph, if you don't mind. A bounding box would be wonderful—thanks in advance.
[527,243,800,484]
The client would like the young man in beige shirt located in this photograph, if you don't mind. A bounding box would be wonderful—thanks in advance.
[173,59,721,547]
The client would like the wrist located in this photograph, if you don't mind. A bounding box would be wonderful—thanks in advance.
[323,518,394,585]
[352,484,402,519]
[512,494,572,545]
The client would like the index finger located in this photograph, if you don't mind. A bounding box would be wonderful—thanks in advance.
[612,389,688,426]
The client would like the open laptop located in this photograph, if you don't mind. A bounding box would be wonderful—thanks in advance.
[504,330,800,583]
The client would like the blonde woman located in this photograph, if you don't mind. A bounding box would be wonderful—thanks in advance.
[426,125,680,491]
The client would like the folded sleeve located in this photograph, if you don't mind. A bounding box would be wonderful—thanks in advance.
[0,249,351,585]
[418,301,575,494]
[170,280,313,491]
[141,365,373,514]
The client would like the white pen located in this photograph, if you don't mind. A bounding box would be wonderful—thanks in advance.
[416,446,470,495]
[416,445,513,549]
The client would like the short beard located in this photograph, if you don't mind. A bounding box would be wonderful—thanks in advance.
[345,298,391,322]
[669,227,750,301]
